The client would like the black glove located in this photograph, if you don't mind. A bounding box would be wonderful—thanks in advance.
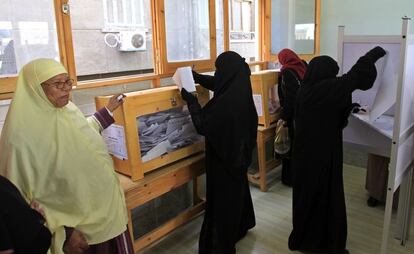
[350,103,366,114]
[181,88,198,105]
[192,70,201,84]
[365,46,386,63]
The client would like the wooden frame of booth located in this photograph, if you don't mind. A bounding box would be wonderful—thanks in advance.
[95,86,209,181]
[248,123,281,191]
[119,153,206,252]
[250,70,280,128]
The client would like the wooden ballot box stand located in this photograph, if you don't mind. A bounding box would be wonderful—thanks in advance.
[248,123,281,192]
[248,70,281,191]
[118,153,206,252]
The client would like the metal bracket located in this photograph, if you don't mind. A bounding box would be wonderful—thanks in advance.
[62,3,70,15]
[170,97,177,107]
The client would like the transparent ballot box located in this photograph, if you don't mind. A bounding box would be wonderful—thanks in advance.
[250,70,280,127]
[95,86,209,181]
[137,107,203,163]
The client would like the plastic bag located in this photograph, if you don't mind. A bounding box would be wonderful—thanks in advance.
[274,120,290,156]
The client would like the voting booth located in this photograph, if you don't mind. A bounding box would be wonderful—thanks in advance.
[95,85,209,181]
[340,17,414,254]
[250,70,281,127]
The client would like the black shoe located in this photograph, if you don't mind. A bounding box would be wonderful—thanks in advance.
[367,197,379,207]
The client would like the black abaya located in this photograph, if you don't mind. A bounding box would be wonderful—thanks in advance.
[182,51,258,254]
[289,49,384,253]
[277,69,302,186]
[0,175,51,254]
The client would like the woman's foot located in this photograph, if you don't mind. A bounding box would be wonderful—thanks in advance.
[367,197,379,207]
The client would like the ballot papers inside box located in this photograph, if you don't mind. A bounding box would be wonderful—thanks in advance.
[250,70,281,128]
[138,107,203,163]
[95,85,209,181]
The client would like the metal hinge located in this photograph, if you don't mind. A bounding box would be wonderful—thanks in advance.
[170,97,177,107]
[62,3,70,15]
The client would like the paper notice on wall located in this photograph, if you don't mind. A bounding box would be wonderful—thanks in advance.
[253,94,263,116]
[102,124,128,160]
[172,66,196,92]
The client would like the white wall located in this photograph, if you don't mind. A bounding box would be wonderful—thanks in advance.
[320,0,414,60]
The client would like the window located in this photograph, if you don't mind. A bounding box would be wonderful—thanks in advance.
[229,0,259,62]
[0,1,59,78]
[164,0,211,62]
[103,0,145,31]
[216,0,225,56]
[69,0,154,82]
[270,0,318,56]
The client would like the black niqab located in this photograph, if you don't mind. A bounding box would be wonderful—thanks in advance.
[186,51,257,253]
[303,55,339,86]
[203,51,258,172]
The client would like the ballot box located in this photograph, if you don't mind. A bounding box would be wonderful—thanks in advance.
[250,70,280,128]
[95,86,209,181]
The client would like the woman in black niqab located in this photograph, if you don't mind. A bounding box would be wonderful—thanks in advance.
[289,47,385,253]
[181,51,258,254]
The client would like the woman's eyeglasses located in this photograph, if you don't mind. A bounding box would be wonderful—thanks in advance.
[44,79,74,90]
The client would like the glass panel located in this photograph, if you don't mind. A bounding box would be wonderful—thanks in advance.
[0,0,59,77]
[131,182,193,239]
[137,107,204,162]
[216,0,224,56]
[71,80,151,115]
[271,0,315,55]
[164,0,211,62]
[229,0,259,62]
[268,83,280,114]
[69,0,154,82]
[293,0,315,54]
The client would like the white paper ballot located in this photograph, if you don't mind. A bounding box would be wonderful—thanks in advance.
[102,124,128,160]
[173,66,196,92]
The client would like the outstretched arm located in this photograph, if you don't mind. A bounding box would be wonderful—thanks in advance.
[181,89,206,135]
[192,71,215,91]
[306,46,386,108]
[88,93,125,132]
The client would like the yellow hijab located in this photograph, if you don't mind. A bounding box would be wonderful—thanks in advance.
[0,59,127,253]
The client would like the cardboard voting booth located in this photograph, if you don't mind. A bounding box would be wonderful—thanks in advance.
[339,18,414,254]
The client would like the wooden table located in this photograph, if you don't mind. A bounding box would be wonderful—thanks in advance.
[248,124,281,192]
[118,153,206,252]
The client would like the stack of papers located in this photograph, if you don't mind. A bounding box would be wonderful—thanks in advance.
[137,107,203,162]
[172,66,196,92]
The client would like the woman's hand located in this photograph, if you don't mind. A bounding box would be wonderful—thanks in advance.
[63,229,89,254]
[0,250,14,254]
[30,200,46,219]
[106,93,125,112]
[181,88,198,105]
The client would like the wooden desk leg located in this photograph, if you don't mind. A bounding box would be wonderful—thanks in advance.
[257,131,267,192]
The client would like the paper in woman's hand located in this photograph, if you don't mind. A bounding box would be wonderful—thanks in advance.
[173,66,196,92]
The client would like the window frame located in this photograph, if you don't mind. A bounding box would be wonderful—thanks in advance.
[0,0,318,97]
[263,0,320,62]
[155,0,218,74]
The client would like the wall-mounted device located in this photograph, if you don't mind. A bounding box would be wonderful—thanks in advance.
[104,31,147,52]
[118,31,146,52]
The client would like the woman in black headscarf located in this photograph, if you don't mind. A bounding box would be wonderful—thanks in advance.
[181,51,258,254]
[289,46,386,253]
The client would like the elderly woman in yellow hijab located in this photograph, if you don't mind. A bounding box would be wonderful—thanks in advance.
[0,59,133,254]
